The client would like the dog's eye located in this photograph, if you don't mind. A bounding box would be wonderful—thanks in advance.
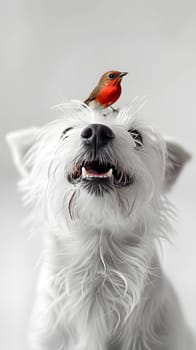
[128,129,143,147]
[60,127,73,139]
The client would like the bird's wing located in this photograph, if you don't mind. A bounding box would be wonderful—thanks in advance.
[84,85,99,105]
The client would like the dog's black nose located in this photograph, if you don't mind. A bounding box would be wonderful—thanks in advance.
[81,124,115,148]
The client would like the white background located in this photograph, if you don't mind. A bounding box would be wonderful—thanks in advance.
[1,1,196,349]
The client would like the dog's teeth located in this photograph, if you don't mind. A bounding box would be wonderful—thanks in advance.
[82,167,87,178]
[107,168,113,177]
[81,167,113,179]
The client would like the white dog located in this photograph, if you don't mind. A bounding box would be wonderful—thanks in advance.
[7,101,195,350]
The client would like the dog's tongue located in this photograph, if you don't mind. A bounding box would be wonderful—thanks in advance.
[86,169,108,177]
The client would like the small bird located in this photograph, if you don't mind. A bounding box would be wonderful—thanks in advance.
[84,70,128,109]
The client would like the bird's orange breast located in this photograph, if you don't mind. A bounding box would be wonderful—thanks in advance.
[95,84,122,107]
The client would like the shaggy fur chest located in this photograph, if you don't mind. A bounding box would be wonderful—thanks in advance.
[49,232,151,347]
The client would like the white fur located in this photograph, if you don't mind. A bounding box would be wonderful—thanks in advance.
[7,101,195,350]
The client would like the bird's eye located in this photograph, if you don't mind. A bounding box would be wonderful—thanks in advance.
[60,127,73,139]
[128,129,143,147]
[108,73,115,79]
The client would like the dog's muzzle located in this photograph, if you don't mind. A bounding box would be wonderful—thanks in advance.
[67,124,134,195]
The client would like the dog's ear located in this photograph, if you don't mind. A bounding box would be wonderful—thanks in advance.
[6,128,40,176]
[164,138,191,191]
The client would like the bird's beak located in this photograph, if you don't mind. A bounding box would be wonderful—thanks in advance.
[119,72,128,78]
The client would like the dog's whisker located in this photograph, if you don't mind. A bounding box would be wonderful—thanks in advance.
[67,189,76,221]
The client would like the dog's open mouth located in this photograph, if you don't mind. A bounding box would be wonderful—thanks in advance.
[68,160,134,192]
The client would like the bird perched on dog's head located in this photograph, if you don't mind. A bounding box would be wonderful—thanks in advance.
[84,70,128,109]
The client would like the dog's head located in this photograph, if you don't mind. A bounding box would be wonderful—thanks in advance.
[6,101,190,231]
